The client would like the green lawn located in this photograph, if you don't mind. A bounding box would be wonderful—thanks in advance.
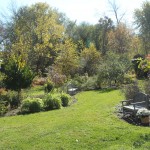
[0,89,150,150]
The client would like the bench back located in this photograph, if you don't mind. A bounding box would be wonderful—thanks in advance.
[133,92,149,108]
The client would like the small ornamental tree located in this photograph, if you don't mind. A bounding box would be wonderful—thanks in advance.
[3,57,34,106]
[138,59,150,78]
[132,54,145,78]
[132,54,150,78]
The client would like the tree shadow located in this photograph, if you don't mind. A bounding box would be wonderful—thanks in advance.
[96,87,118,93]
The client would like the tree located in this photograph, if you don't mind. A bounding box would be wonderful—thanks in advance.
[108,0,126,25]
[132,54,144,78]
[74,22,94,49]
[134,1,150,54]
[3,56,34,105]
[55,39,79,77]
[3,2,65,74]
[80,43,101,75]
[98,52,129,87]
[93,16,114,55]
[130,35,143,58]
[108,23,132,54]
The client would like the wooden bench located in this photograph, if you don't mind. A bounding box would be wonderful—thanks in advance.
[121,92,150,117]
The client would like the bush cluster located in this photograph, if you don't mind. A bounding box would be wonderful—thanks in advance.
[122,81,140,99]
[44,80,54,93]
[21,98,44,114]
[70,75,101,91]
[44,94,61,110]
[81,76,98,91]
[0,103,8,116]
[7,91,20,108]
[61,93,71,107]
[20,92,71,114]
[0,91,20,110]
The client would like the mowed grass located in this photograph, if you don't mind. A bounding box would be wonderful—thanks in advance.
[0,89,150,150]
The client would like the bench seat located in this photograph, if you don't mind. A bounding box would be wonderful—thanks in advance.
[121,92,150,116]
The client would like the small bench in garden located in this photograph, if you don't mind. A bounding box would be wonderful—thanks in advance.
[67,88,78,96]
[121,92,150,117]
[67,84,78,96]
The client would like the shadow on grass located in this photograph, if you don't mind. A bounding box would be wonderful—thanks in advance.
[96,87,118,93]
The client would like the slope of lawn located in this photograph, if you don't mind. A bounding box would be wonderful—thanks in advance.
[0,89,150,150]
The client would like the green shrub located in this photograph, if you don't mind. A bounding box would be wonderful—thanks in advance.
[121,81,140,99]
[44,80,54,93]
[44,94,61,110]
[3,58,34,106]
[0,91,22,109]
[7,91,20,109]
[0,103,8,116]
[70,74,88,90]
[61,93,71,107]
[21,98,44,114]
[81,76,98,91]
[144,80,150,95]
[123,74,134,84]
[0,93,8,102]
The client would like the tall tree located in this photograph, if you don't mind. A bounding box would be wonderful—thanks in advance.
[134,1,150,54]
[80,43,101,75]
[55,39,79,77]
[108,23,132,54]
[3,2,65,74]
[93,16,114,55]
[74,22,94,49]
[108,0,126,25]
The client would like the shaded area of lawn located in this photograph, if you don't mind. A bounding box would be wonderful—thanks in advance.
[0,89,150,150]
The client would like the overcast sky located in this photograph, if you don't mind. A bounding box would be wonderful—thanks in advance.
[0,0,146,26]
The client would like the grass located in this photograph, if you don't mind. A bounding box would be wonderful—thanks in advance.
[0,88,150,150]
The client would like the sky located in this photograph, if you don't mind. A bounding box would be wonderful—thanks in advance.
[0,0,146,26]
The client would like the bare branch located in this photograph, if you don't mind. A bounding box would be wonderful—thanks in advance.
[107,0,126,25]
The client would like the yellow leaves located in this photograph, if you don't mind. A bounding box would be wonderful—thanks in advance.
[8,2,66,73]
[10,55,26,71]
[81,43,100,61]
[55,39,79,76]
[17,60,26,70]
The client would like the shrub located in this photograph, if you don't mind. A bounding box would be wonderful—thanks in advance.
[123,74,134,84]
[132,54,145,78]
[3,58,34,104]
[44,80,54,93]
[7,91,20,109]
[61,93,71,107]
[98,53,129,87]
[45,66,67,88]
[0,103,8,116]
[44,94,61,110]
[122,81,140,99]
[70,74,88,90]
[21,98,44,114]
[0,90,24,109]
[144,80,150,95]
[81,76,98,91]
